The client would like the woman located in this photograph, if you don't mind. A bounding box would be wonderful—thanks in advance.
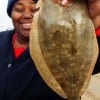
[0,0,66,100]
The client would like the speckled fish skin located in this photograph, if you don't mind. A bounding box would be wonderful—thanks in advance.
[30,0,98,100]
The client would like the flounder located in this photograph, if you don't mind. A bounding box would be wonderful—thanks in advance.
[30,0,98,100]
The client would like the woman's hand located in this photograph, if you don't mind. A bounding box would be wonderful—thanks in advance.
[52,0,72,6]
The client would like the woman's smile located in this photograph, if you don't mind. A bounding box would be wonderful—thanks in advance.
[21,23,32,30]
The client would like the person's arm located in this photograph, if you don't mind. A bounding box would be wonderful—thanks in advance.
[88,0,100,29]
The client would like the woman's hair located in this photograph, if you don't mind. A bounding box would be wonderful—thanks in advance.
[7,0,39,17]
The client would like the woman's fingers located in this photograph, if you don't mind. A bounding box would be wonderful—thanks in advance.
[62,0,68,6]
[52,0,71,6]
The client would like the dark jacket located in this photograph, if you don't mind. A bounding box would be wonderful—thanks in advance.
[0,30,65,100]
[93,36,100,74]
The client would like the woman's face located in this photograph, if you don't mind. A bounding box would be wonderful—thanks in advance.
[11,0,39,42]
[88,0,100,29]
